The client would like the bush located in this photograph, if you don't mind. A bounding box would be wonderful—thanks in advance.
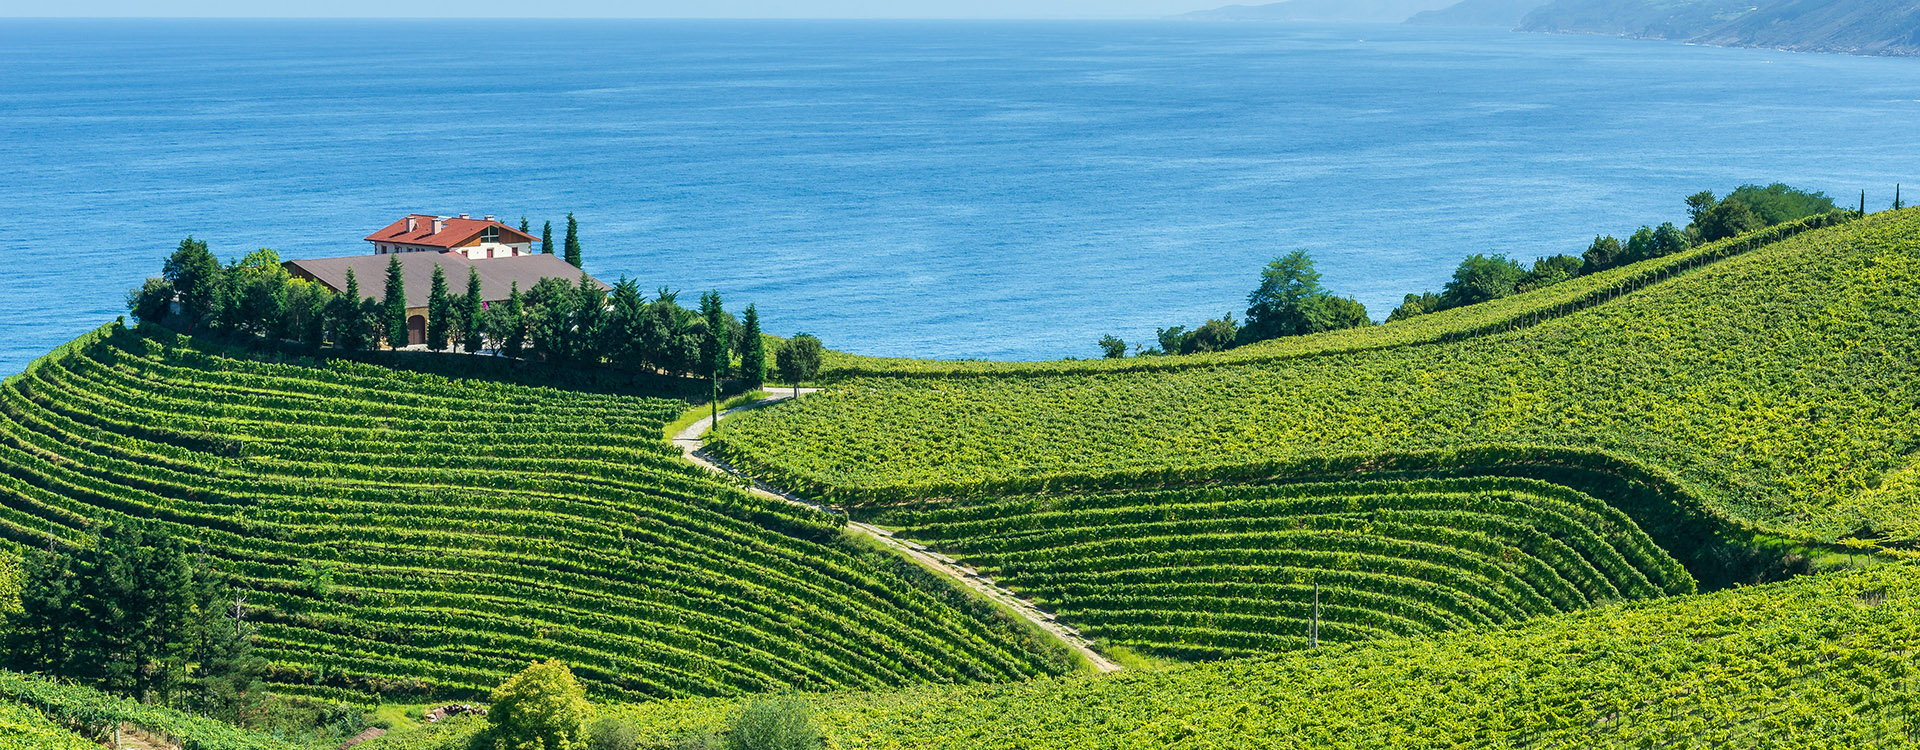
[485,660,594,750]
[725,697,820,750]
[587,717,639,750]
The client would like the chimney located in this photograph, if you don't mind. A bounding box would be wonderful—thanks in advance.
[405,217,418,232]
[483,215,496,222]
[458,213,470,219]
[432,217,446,234]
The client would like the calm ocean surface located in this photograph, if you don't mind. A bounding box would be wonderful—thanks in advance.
[3,19,1918,372]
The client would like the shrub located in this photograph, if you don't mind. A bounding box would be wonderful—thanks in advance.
[725,697,820,750]
[587,716,639,750]
[485,660,594,750]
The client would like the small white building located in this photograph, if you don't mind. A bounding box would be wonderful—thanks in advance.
[364,214,539,259]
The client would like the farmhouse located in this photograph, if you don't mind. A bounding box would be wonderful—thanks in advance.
[284,213,605,347]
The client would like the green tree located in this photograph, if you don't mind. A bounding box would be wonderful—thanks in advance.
[1298,296,1371,332]
[1725,183,1837,226]
[162,237,222,333]
[606,277,647,370]
[726,696,821,750]
[1241,250,1326,342]
[1685,191,1718,226]
[700,291,732,379]
[1651,222,1690,257]
[1441,254,1527,308]
[526,277,579,364]
[1522,254,1583,291]
[775,334,823,398]
[222,249,291,340]
[574,275,609,367]
[1387,292,1442,322]
[1696,199,1764,243]
[519,217,531,234]
[185,570,265,723]
[1623,226,1658,263]
[426,265,453,352]
[328,269,372,352]
[1581,235,1623,274]
[1181,314,1238,355]
[285,279,333,351]
[460,268,487,353]
[127,279,175,326]
[494,282,529,359]
[1154,326,1188,355]
[1097,335,1127,359]
[563,213,583,268]
[484,660,594,750]
[382,254,409,348]
[5,523,206,706]
[541,221,555,255]
[739,304,768,387]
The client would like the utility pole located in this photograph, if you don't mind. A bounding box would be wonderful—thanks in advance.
[1310,581,1321,648]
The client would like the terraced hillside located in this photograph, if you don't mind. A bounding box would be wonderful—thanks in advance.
[368,561,1920,749]
[0,327,1073,703]
[715,210,1920,545]
[865,474,1696,659]
[0,700,94,750]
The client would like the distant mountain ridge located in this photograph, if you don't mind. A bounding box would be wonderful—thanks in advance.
[1518,0,1920,56]
[1407,0,1553,27]
[1184,0,1920,57]
[1179,0,1458,23]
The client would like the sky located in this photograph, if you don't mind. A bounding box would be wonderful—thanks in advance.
[3,0,1227,19]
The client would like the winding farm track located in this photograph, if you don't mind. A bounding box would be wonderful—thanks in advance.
[672,390,1122,674]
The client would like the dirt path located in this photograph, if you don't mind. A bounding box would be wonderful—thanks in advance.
[672,390,1122,674]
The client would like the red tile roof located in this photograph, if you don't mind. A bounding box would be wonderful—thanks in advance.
[364,215,538,249]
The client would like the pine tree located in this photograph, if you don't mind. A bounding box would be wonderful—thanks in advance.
[497,282,528,359]
[426,265,452,352]
[460,268,486,353]
[162,237,222,333]
[382,254,409,348]
[541,221,554,255]
[518,216,531,234]
[563,212,582,268]
[739,304,766,387]
[574,274,608,367]
[329,269,368,351]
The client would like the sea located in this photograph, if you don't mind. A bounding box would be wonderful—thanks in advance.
[4,19,1918,373]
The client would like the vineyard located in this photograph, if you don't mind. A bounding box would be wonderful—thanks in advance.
[362,561,1920,749]
[0,326,1074,703]
[860,474,1698,659]
[821,211,1857,378]
[713,209,1920,546]
[0,699,95,750]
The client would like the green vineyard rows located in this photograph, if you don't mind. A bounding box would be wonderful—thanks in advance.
[822,211,1857,378]
[367,561,1920,749]
[0,326,1075,703]
[863,476,1693,659]
[714,209,1920,545]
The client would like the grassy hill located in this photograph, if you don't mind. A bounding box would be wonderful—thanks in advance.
[365,560,1920,749]
[714,210,1920,548]
[0,326,1074,703]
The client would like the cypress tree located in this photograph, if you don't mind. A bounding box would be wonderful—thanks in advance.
[382,254,409,348]
[498,282,528,359]
[740,304,766,387]
[541,221,554,255]
[425,265,452,352]
[1861,190,1868,216]
[518,216,531,234]
[699,291,730,417]
[330,269,368,352]
[460,268,486,353]
[563,212,582,268]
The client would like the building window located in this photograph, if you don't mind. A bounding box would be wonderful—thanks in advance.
[481,226,500,243]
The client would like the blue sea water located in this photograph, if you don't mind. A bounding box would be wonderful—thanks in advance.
[3,19,1918,373]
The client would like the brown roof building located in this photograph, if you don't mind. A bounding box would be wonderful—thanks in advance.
[284,213,606,347]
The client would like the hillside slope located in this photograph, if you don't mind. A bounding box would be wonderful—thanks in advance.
[0,327,1074,702]
[715,210,1920,545]
[368,561,1920,749]
[1520,0,1920,55]
[1407,0,1553,26]
[1180,0,1457,22]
